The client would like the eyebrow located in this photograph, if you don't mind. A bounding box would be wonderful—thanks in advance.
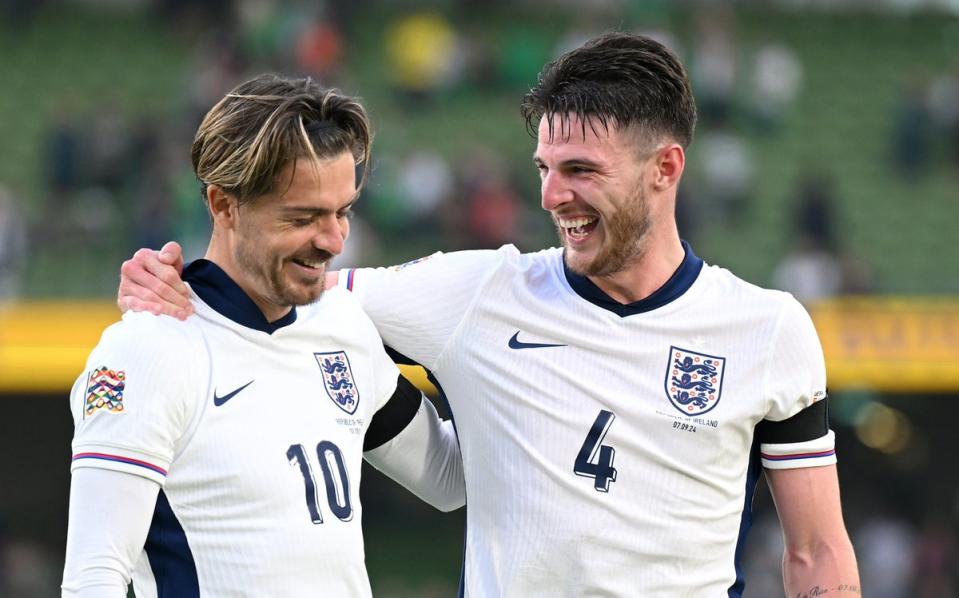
[532,156,602,169]
[279,197,358,217]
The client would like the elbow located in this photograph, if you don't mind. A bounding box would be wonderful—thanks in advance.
[433,492,466,513]
[783,535,857,573]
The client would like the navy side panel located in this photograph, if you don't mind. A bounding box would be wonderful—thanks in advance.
[144,490,200,598]
[728,437,763,597]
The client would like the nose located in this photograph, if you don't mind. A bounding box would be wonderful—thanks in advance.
[312,215,347,257]
[540,171,573,211]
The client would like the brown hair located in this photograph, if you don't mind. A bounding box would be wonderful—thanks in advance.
[521,32,696,149]
[192,74,373,203]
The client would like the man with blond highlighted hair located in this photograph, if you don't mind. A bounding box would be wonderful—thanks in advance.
[62,74,464,598]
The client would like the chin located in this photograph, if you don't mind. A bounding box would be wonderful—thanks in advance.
[563,249,599,276]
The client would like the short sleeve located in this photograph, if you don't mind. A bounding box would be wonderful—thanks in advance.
[764,295,828,421]
[70,313,205,485]
[339,248,510,369]
[760,296,834,469]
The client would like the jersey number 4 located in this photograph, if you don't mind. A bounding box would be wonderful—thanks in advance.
[287,442,353,523]
[574,410,618,492]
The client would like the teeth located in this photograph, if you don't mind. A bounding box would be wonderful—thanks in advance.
[294,259,323,269]
[557,217,596,229]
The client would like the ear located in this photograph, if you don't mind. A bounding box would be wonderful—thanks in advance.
[650,144,685,192]
[206,185,238,230]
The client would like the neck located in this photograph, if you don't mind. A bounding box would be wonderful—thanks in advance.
[587,230,685,304]
[204,242,292,324]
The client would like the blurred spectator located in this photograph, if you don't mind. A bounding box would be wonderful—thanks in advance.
[87,101,131,192]
[691,119,755,223]
[855,509,917,598]
[385,13,461,104]
[747,40,803,134]
[295,18,343,79]
[186,39,244,125]
[0,537,59,598]
[0,186,26,300]
[794,171,838,249]
[772,171,871,302]
[690,6,738,123]
[772,236,842,304]
[890,75,933,181]
[43,104,83,206]
[461,150,523,249]
[913,514,957,597]
[927,64,959,168]
[397,150,454,225]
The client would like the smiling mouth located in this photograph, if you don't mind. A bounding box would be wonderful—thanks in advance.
[556,216,599,241]
[290,258,327,271]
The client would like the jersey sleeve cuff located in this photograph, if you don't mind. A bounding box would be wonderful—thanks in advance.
[71,445,169,485]
[760,429,836,470]
[340,268,357,292]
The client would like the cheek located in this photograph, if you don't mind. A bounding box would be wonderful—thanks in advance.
[340,219,350,241]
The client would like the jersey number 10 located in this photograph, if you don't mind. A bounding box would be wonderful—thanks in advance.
[574,410,618,492]
[287,442,353,523]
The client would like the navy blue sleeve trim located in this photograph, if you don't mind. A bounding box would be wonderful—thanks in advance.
[756,398,830,445]
[363,374,423,452]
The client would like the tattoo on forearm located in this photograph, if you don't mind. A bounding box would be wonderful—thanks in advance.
[794,584,861,598]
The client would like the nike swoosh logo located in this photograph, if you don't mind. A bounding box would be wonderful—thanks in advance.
[508,331,567,350]
[213,380,254,406]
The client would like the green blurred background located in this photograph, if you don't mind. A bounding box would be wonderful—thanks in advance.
[1,0,958,596]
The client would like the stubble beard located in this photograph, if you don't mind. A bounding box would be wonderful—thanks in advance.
[234,241,327,311]
[561,184,652,278]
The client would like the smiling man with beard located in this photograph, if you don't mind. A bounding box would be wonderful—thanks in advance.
[118,34,859,597]
[61,75,464,598]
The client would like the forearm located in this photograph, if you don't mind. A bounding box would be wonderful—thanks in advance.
[767,464,860,598]
[62,468,160,598]
[783,535,860,597]
[365,397,465,512]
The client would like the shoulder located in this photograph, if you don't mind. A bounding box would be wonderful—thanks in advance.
[73,312,209,421]
[98,311,205,356]
[85,312,210,394]
[299,287,382,338]
[301,286,370,320]
[699,263,803,322]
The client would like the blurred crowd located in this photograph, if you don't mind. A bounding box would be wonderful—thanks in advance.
[1,1,958,596]
[1,0,957,300]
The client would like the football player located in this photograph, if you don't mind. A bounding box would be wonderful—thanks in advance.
[62,75,464,598]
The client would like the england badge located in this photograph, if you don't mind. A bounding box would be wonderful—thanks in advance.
[315,351,360,414]
[664,346,726,416]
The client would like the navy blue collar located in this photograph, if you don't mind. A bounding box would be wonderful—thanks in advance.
[183,259,298,334]
[563,240,703,317]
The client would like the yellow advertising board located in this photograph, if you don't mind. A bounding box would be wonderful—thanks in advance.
[0,301,121,393]
[0,301,436,395]
[811,297,959,392]
[0,298,956,394]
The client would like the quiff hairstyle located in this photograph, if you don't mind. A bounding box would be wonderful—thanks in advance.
[521,32,697,149]
[192,74,372,204]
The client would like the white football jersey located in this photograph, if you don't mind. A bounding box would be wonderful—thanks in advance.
[341,243,835,597]
[70,260,399,597]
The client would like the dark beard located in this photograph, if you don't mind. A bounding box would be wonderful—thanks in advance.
[560,185,651,277]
